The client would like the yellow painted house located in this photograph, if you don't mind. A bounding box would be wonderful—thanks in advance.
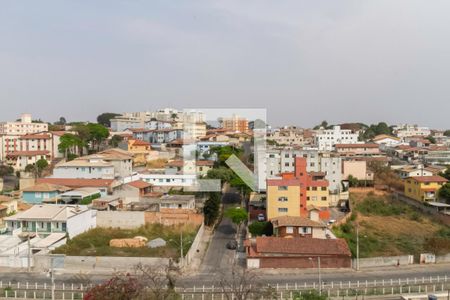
[127,139,151,166]
[404,176,448,202]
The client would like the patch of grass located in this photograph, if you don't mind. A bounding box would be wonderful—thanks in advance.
[334,191,450,258]
[52,223,199,258]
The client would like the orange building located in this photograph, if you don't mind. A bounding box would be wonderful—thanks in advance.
[267,157,329,219]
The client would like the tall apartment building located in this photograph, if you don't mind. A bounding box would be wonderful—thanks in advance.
[219,114,249,133]
[266,157,329,220]
[0,114,48,135]
[266,147,342,193]
[110,108,205,136]
[315,126,358,151]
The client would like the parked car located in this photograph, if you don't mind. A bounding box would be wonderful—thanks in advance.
[327,219,336,226]
[226,240,238,250]
[340,206,350,213]
[257,213,265,221]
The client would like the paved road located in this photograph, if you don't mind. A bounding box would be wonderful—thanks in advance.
[200,192,241,275]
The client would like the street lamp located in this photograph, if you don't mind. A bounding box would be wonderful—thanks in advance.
[309,257,322,295]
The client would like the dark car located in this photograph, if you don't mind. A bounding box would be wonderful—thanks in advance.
[226,240,238,250]
[340,206,350,213]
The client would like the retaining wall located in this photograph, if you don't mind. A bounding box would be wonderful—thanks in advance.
[352,255,414,269]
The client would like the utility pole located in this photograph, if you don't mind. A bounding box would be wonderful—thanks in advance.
[27,234,31,272]
[180,231,183,267]
[356,223,360,271]
[318,256,322,295]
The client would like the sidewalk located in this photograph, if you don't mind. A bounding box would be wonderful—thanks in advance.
[182,225,213,274]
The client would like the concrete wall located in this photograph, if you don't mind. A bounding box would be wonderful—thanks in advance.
[352,255,414,269]
[96,211,145,229]
[184,223,204,266]
[67,209,97,238]
[64,256,169,272]
[34,254,169,272]
[436,253,450,264]
[144,210,203,226]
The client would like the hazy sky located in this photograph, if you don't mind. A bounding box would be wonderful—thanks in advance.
[1,1,450,129]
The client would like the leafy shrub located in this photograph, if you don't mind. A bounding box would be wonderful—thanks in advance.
[248,222,273,236]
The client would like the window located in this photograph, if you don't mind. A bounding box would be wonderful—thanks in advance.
[312,187,317,191]
[306,197,310,200]
[285,163,289,167]
[278,186,288,191]
[286,226,293,234]
[278,197,288,202]
[321,187,326,191]
[35,192,42,198]
[321,196,327,201]
[285,154,289,158]
[278,208,288,213]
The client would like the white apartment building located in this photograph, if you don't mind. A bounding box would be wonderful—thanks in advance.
[52,149,133,180]
[393,124,431,139]
[124,172,197,187]
[111,109,205,133]
[315,126,358,151]
[0,114,48,136]
[0,132,64,162]
[4,204,96,238]
[53,158,115,179]
[266,147,343,193]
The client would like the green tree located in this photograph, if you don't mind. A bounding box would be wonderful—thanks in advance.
[313,120,331,130]
[96,113,121,127]
[203,192,221,226]
[58,133,84,158]
[225,207,248,236]
[248,221,273,237]
[54,117,67,125]
[439,166,450,180]
[36,159,49,177]
[86,123,110,152]
[426,135,437,144]
[439,183,450,204]
[206,167,234,186]
[109,135,124,148]
[347,175,359,187]
[0,165,14,177]
[363,122,393,140]
[444,130,450,137]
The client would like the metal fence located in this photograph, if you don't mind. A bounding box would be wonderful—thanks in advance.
[0,275,450,299]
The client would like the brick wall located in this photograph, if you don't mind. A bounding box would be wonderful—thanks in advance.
[259,255,351,269]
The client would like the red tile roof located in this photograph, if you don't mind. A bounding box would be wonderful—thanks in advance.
[127,180,152,189]
[130,139,151,146]
[36,178,115,188]
[335,143,379,149]
[408,176,448,183]
[271,216,325,228]
[6,150,50,157]
[254,237,351,256]
[20,134,51,140]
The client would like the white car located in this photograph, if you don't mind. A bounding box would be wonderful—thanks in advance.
[257,214,265,221]
[327,219,336,225]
